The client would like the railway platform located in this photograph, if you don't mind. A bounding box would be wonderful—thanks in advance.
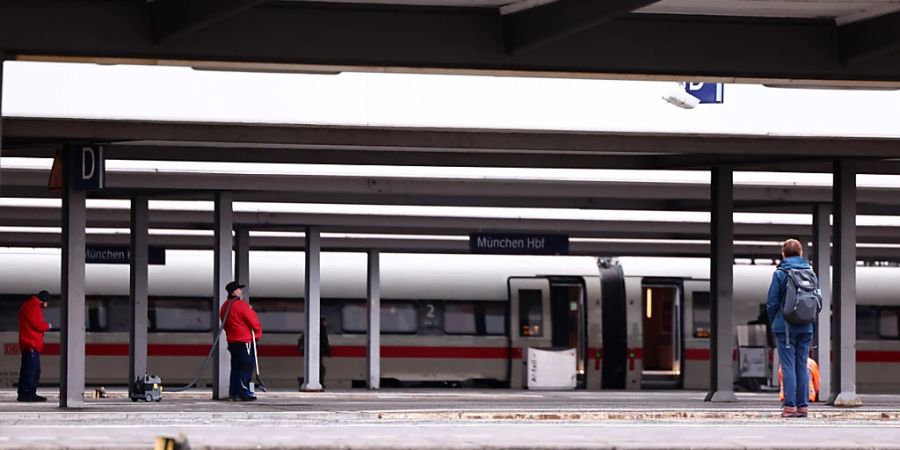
[1,389,899,449]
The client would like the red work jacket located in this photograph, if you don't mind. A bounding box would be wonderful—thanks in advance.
[19,296,51,352]
[219,298,263,344]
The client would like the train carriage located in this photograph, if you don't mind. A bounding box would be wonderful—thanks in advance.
[1,248,899,393]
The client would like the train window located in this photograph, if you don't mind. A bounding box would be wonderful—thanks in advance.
[85,298,108,331]
[692,292,711,338]
[444,303,476,335]
[43,298,108,332]
[483,303,506,336]
[43,303,60,330]
[341,303,367,333]
[252,299,304,333]
[150,297,211,332]
[519,289,543,337]
[382,302,418,334]
[879,308,900,340]
[340,301,418,334]
[0,295,118,333]
[857,306,879,340]
[104,297,131,332]
[0,295,29,331]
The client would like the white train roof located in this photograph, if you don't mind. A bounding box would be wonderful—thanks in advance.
[0,249,600,301]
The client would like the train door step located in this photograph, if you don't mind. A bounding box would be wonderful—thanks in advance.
[641,371,679,390]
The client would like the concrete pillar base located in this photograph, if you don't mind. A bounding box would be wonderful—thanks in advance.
[705,391,738,403]
[301,383,324,392]
[829,392,863,407]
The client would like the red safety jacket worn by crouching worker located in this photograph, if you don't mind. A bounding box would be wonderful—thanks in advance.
[219,298,263,344]
[19,296,51,352]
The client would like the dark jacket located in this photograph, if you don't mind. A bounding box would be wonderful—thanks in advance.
[219,298,263,343]
[297,325,331,357]
[320,324,331,357]
[19,296,51,352]
[766,256,816,334]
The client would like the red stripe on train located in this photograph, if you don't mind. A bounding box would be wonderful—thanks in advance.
[29,344,519,359]
[684,349,900,363]
[15,344,900,363]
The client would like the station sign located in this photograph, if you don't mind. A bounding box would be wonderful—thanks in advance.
[470,233,569,255]
[86,246,166,265]
[685,82,724,104]
[59,144,105,191]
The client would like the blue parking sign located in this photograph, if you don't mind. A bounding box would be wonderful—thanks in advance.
[685,82,724,104]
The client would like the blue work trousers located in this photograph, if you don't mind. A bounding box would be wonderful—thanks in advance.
[775,332,813,408]
[228,342,255,398]
[17,349,41,399]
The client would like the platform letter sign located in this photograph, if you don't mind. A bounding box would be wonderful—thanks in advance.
[470,233,569,255]
[67,144,105,191]
[685,82,724,104]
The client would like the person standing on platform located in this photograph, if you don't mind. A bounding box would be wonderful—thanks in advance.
[767,239,818,418]
[18,290,52,402]
[320,317,331,389]
[220,281,262,402]
[296,317,332,390]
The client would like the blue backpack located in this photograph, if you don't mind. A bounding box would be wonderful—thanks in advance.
[779,268,822,325]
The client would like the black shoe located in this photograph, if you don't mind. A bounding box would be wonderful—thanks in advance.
[17,395,45,402]
[32,395,47,402]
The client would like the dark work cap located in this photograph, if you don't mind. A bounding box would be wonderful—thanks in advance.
[225,281,245,295]
[37,291,51,302]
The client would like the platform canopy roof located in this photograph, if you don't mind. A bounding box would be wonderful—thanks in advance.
[3,0,900,84]
[6,117,900,176]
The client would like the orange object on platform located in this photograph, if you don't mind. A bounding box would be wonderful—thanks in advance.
[779,357,820,402]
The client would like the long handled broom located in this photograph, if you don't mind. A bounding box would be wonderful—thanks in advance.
[251,330,268,392]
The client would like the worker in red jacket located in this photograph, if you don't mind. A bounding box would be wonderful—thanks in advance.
[18,291,52,402]
[219,281,262,402]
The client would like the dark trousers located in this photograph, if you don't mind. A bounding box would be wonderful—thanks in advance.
[228,342,255,398]
[17,349,41,399]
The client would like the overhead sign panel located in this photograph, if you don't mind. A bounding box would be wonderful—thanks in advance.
[685,82,724,104]
[470,233,569,255]
[61,144,105,191]
[86,246,166,265]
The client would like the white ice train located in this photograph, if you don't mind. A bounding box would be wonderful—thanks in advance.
[1,248,899,393]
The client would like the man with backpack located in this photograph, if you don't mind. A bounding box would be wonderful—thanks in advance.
[767,239,822,418]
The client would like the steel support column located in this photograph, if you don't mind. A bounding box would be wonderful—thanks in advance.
[212,192,233,399]
[812,204,832,403]
[236,228,250,300]
[706,166,737,402]
[302,227,323,391]
[830,160,863,407]
[128,196,149,397]
[367,250,381,390]
[60,148,86,407]
[1,52,4,185]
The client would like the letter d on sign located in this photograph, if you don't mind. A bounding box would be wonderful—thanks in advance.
[66,144,105,191]
[82,147,95,180]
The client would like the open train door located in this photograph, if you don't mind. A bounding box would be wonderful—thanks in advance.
[640,280,684,389]
[508,277,552,389]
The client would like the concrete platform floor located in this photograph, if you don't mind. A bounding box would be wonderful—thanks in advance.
[1,389,899,449]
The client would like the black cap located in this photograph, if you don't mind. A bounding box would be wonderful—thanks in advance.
[225,281,245,295]
[37,291,51,302]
